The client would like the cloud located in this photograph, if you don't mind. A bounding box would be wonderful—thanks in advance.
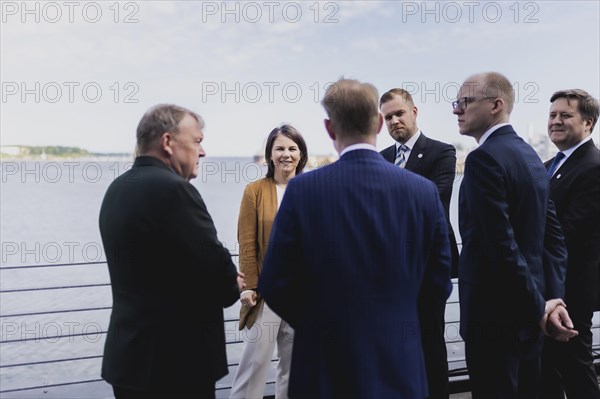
[1,0,598,155]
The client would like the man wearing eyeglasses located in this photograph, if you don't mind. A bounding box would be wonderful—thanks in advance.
[380,88,458,399]
[453,72,576,398]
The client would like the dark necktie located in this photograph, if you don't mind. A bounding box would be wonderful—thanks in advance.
[547,152,565,178]
[395,145,408,168]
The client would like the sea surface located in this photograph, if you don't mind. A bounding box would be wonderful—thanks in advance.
[0,158,266,394]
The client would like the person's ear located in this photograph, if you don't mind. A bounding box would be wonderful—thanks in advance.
[491,98,505,115]
[161,132,174,155]
[325,119,336,141]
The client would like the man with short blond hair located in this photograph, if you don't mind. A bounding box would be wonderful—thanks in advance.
[260,79,452,398]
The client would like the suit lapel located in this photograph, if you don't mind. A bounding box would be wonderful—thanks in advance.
[381,144,396,163]
[548,140,593,186]
[404,133,427,171]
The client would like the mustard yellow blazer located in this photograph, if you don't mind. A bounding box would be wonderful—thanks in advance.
[237,177,277,330]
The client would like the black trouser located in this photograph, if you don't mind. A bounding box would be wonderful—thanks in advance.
[540,305,600,399]
[465,327,544,399]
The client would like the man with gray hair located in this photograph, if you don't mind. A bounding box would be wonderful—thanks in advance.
[99,104,244,398]
[259,79,452,398]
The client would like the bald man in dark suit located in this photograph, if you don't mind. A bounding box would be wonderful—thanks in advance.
[454,72,575,398]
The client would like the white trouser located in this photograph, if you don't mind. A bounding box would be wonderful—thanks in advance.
[230,302,294,399]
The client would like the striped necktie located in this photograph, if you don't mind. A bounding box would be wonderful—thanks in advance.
[547,152,565,178]
[395,144,408,168]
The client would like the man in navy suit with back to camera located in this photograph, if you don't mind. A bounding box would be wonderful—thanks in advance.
[541,89,600,399]
[453,72,577,398]
[259,78,453,398]
[380,88,459,398]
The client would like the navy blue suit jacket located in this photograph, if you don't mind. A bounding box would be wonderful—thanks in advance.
[259,149,452,398]
[381,133,460,277]
[458,126,567,342]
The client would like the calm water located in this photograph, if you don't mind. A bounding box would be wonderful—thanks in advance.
[0,158,464,393]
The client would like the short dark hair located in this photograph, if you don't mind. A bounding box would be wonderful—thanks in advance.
[550,89,599,133]
[380,88,414,107]
[136,104,203,153]
[265,124,308,179]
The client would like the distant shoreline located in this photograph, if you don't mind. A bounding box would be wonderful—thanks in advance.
[0,154,134,161]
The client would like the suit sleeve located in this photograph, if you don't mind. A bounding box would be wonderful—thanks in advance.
[238,184,259,289]
[258,180,303,327]
[171,181,240,307]
[419,194,453,308]
[418,193,453,326]
[463,150,546,323]
[543,200,568,299]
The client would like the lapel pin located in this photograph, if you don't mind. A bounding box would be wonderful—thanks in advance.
[556,174,561,179]
[417,153,423,158]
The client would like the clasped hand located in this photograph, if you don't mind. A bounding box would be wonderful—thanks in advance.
[539,298,578,342]
[240,290,257,308]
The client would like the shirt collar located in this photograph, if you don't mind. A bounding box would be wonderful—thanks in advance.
[478,123,510,145]
[340,143,378,156]
[561,135,592,158]
[396,130,421,152]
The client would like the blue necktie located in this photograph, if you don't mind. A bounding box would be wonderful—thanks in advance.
[547,152,565,178]
[395,144,408,168]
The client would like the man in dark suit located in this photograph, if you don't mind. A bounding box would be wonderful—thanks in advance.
[453,72,576,398]
[380,88,458,398]
[258,78,452,398]
[379,89,459,271]
[541,89,600,398]
[99,104,244,398]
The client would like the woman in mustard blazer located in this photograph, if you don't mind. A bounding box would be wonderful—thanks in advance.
[230,125,308,399]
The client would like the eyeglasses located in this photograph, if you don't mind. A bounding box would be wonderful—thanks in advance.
[452,96,497,110]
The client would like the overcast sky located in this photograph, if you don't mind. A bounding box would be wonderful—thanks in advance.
[1,0,599,157]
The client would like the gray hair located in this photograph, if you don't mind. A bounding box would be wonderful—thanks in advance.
[136,104,204,153]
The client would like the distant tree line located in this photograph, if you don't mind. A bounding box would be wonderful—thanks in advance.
[23,146,91,156]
